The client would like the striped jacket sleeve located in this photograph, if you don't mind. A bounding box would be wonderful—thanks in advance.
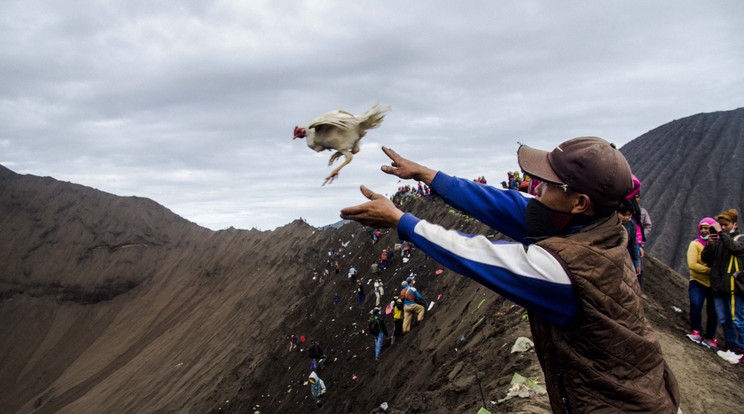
[398,213,578,326]
[429,172,531,244]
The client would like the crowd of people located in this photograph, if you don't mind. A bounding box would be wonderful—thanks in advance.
[394,182,430,198]
[289,228,431,408]
[686,208,744,364]
[499,171,538,194]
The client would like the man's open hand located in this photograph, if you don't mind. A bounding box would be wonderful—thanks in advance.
[340,185,404,228]
[380,146,437,185]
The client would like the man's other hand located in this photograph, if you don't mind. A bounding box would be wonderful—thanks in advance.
[340,186,404,228]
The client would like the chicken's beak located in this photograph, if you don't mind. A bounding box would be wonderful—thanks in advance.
[293,126,304,139]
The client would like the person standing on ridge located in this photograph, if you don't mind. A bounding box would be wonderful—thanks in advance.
[340,138,679,413]
[617,204,642,278]
[702,209,744,363]
[686,217,719,349]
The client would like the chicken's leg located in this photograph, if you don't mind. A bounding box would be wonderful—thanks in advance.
[323,154,352,185]
[328,151,343,166]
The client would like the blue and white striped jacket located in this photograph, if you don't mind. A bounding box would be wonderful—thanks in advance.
[397,172,578,326]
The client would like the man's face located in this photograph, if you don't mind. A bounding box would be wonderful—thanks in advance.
[534,181,578,213]
[719,218,737,233]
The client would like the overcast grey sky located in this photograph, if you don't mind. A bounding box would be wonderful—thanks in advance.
[2,1,742,230]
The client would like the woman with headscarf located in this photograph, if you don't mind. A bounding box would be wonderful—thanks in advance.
[686,217,719,349]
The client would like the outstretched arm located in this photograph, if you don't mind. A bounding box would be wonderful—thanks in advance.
[398,213,577,325]
[378,147,530,242]
[340,188,577,325]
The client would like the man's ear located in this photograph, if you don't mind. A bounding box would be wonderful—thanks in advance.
[570,194,594,215]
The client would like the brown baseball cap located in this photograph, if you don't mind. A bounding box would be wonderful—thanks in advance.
[517,137,634,206]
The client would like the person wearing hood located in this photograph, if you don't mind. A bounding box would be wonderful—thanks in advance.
[701,209,744,362]
[340,139,679,413]
[308,371,326,406]
[686,217,718,349]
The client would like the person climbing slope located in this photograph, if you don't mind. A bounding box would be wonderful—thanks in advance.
[373,278,385,306]
[368,307,389,360]
[308,371,326,406]
[308,339,325,370]
[391,299,404,344]
[399,280,426,333]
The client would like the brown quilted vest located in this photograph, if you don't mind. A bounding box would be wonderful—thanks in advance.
[531,216,680,413]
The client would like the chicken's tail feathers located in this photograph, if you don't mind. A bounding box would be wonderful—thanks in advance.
[357,102,391,130]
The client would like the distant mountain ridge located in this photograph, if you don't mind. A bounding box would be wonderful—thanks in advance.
[620,107,744,275]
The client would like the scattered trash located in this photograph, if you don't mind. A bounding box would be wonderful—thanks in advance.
[352,375,358,380]
[477,408,493,414]
[510,337,534,353]
[436,269,444,275]
[380,402,389,411]
[385,301,394,315]
[472,316,485,330]
[403,258,409,263]
[472,298,486,313]
[428,301,435,311]
[497,373,547,403]
[175,362,183,368]
[437,294,442,300]
[672,306,683,313]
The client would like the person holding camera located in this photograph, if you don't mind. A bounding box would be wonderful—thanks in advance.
[702,209,744,363]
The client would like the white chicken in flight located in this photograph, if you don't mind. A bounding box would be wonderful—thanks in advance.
[293,102,391,185]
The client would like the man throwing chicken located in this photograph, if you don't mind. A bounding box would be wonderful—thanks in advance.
[340,138,679,413]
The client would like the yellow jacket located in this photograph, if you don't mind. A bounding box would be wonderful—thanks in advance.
[393,303,403,320]
[687,240,711,286]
